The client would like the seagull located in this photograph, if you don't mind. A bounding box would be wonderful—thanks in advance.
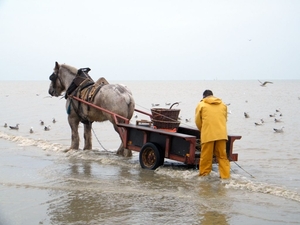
[44,125,50,131]
[185,118,191,122]
[273,126,284,133]
[52,118,56,123]
[258,80,273,87]
[29,127,34,133]
[151,103,160,107]
[9,124,19,130]
[269,113,276,117]
[134,114,138,118]
[40,120,44,125]
[274,118,282,123]
[165,102,171,106]
[254,122,263,126]
[4,123,7,128]
[244,112,250,118]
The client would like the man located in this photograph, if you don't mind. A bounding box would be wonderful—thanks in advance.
[195,90,230,179]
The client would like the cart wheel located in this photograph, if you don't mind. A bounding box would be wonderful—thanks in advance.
[139,143,164,170]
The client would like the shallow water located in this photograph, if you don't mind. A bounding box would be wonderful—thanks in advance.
[0,80,300,224]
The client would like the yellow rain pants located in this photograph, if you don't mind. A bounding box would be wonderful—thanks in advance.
[199,140,230,179]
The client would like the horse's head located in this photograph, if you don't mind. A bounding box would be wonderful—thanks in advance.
[48,62,77,97]
[48,62,64,97]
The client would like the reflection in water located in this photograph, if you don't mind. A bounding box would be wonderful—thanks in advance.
[46,159,139,224]
[44,156,232,224]
[70,160,92,176]
[46,159,107,224]
[198,181,230,225]
[45,159,197,224]
[201,211,228,225]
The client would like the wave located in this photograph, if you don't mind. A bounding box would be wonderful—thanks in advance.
[225,176,300,202]
[0,130,139,168]
[155,165,300,203]
[0,131,67,152]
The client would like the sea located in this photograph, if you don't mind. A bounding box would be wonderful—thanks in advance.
[0,80,300,225]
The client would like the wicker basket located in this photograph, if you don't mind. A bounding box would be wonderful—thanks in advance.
[151,108,180,121]
[152,119,180,129]
[151,102,181,129]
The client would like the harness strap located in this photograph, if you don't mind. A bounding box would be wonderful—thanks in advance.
[66,79,106,124]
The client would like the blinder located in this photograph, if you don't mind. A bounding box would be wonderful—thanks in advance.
[49,72,58,88]
[49,72,57,82]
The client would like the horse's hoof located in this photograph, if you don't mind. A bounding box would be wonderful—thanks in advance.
[116,150,123,156]
[64,147,79,152]
[123,149,132,157]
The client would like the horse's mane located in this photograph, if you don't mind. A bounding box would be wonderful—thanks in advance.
[60,64,78,76]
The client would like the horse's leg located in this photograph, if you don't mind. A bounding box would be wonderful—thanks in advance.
[113,124,132,157]
[117,138,132,157]
[83,122,92,150]
[68,115,80,150]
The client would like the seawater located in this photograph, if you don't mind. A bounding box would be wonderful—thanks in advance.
[0,80,300,225]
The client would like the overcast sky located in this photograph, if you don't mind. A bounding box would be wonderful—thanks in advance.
[1,0,299,80]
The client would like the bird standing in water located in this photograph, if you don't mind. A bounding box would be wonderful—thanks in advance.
[9,124,19,130]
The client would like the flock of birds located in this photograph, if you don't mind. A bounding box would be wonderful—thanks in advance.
[244,109,284,133]
[4,118,56,133]
[241,80,285,133]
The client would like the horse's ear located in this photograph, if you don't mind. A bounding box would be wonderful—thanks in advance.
[54,61,60,73]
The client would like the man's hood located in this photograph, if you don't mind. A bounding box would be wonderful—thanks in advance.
[203,96,222,105]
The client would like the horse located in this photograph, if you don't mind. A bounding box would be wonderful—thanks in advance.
[48,61,135,157]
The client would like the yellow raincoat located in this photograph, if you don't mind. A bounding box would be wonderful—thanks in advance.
[195,96,228,143]
[195,96,229,178]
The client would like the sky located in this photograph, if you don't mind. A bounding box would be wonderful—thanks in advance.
[0,0,300,81]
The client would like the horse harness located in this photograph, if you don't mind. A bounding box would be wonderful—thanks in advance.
[66,68,106,124]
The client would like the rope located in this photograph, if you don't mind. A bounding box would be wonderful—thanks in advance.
[229,157,255,178]
[232,161,255,178]
[91,127,109,152]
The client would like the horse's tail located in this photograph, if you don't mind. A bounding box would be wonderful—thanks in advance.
[120,85,135,119]
[127,95,135,120]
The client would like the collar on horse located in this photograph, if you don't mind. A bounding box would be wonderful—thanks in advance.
[65,68,94,99]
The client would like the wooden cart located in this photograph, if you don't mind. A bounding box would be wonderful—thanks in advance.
[118,122,241,170]
[71,96,241,170]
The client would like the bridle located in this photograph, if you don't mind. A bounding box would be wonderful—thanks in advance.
[49,71,64,89]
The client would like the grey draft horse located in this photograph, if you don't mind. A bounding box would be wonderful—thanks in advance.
[48,62,135,156]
